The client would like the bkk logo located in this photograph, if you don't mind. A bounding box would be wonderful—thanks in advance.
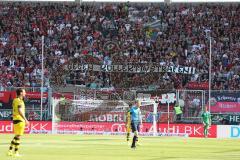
[0,121,52,133]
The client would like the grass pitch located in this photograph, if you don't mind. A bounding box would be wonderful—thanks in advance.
[0,134,240,160]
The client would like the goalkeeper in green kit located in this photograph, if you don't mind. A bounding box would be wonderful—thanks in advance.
[201,107,211,138]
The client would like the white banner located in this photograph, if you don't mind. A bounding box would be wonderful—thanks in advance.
[217,125,240,138]
[66,64,196,74]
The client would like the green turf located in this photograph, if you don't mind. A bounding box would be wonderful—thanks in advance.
[1,134,240,160]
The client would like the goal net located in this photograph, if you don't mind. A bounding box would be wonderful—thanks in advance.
[52,97,188,137]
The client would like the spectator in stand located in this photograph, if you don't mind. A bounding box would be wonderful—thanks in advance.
[0,3,239,90]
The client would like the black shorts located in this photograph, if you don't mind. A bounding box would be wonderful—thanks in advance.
[13,120,23,124]
[131,121,140,133]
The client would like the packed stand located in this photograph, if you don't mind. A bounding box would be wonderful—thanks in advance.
[0,3,239,90]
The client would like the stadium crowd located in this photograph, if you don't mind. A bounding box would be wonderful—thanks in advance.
[0,2,239,90]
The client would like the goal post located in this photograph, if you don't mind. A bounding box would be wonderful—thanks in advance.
[138,98,158,136]
[51,98,159,135]
[51,97,188,137]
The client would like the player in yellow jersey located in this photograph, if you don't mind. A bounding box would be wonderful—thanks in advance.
[7,88,29,157]
[126,104,132,144]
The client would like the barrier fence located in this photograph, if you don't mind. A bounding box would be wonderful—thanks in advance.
[0,88,239,125]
